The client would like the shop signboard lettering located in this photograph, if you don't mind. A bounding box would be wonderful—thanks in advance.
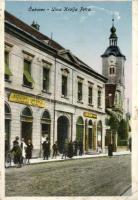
[9,93,46,108]
[83,112,97,119]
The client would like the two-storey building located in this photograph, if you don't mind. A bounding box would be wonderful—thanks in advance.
[5,11,107,157]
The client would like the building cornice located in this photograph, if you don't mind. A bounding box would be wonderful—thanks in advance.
[5,87,106,115]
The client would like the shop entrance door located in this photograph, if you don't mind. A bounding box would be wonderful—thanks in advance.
[21,122,32,144]
[88,128,92,149]
[57,116,69,153]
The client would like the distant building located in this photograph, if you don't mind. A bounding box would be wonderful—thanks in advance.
[5,11,107,157]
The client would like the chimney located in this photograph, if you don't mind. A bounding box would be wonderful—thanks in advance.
[31,21,40,31]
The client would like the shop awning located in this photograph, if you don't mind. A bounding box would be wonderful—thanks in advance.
[23,70,35,83]
[5,63,13,76]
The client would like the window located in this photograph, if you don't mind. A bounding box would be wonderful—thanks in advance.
[97,90,102,108]
[109,66,116,75]
[78,82,82,101]
[43,67,50,92]
[23,59,34,87]
[5,51,13,81]
[62,75,67,97]
[88,86,93,105]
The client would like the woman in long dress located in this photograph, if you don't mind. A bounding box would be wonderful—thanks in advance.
[26,139,33,164]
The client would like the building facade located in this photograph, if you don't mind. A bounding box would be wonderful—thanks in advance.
[5,11,107,157]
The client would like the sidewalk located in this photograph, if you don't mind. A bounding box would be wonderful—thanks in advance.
[5,151,131,168]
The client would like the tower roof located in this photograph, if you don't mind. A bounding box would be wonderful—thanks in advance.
[101,46,126,59]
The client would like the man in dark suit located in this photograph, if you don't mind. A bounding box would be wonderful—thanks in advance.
[42,137,50,160]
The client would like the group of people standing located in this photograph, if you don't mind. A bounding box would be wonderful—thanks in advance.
[41,136,84,160]
[61,139,83,159]
[5,136,33,168]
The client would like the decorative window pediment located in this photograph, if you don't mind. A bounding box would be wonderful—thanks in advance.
[61,68,70,76]
[5,42,13,52]
[22,50,34,61]
[42,59,52,69]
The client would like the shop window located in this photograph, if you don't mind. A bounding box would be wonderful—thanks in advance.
[5,51,13,81]
[21,107,33,144]
[22,107,32,117]
[97,90,102,108]
[88,86,93,105]
[43,67,50,92]
[41,110,51,142]
[76,116,84,143]
[97,121,102,148]
[78,82,83,101]
[23,59,34,88]
[5,103,11,151]
[62,75,67,97]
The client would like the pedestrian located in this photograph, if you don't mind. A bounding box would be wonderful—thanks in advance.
[10,143,22,168]
[78,141,83,156]
[12,136,20,164]
[13,136,19,147]
[5,139,9,164]
[62,139,68,159]
[128,137,131,152]
[68,140,74,159]
[52,141,58,159]
[26,139,33,164]
[42,137,50,160]
[73,140,78,156]
[20,138,27,164]
[108,143,113,157]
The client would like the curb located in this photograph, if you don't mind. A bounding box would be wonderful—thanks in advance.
[5,153,131,168]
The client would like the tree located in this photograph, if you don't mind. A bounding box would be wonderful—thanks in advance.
[118,119,128,140]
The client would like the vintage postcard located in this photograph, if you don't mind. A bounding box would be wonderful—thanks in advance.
[0,0,138,199]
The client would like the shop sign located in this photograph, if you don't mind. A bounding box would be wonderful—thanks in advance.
[83,112,97,119]
[9,93,46,108]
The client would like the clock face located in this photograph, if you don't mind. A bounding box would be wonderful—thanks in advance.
[108,55,116,65]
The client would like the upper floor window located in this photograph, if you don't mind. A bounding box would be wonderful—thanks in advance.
[78,81,83,101]
[88,84,93,105]
[5,51,13,81]
[23,59,34,88]
[43,67,50,92]
[61,68,69,98]
[5,42,13,82]
[97,89,102,108]
[62,75,67,97]
[42,60,51,93]
[109,66,116,76]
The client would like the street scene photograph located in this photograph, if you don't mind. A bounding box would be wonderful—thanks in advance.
[4,0,132,197]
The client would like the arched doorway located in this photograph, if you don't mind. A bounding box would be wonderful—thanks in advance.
[97,120,102,149]
[5,103,11,151]
[21,107,33,144]
[88,120,93,149]
[41,110,51,140]
[57,116,69,153]
[76,116,84,145]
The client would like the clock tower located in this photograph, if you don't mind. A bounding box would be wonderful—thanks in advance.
[101,18,126,117]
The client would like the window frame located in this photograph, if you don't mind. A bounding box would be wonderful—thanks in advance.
[108,65,116,76]
[97,89,102,108]
[61,74,68,97]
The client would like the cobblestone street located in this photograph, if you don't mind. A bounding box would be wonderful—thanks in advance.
[5,154,131,196]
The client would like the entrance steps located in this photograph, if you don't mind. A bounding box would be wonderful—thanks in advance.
[85,151,99,155]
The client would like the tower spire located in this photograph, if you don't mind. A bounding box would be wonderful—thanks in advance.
[109,16,118,46]
[112,14,114,26]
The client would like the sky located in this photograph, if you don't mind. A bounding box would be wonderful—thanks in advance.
[5,1,132,110]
